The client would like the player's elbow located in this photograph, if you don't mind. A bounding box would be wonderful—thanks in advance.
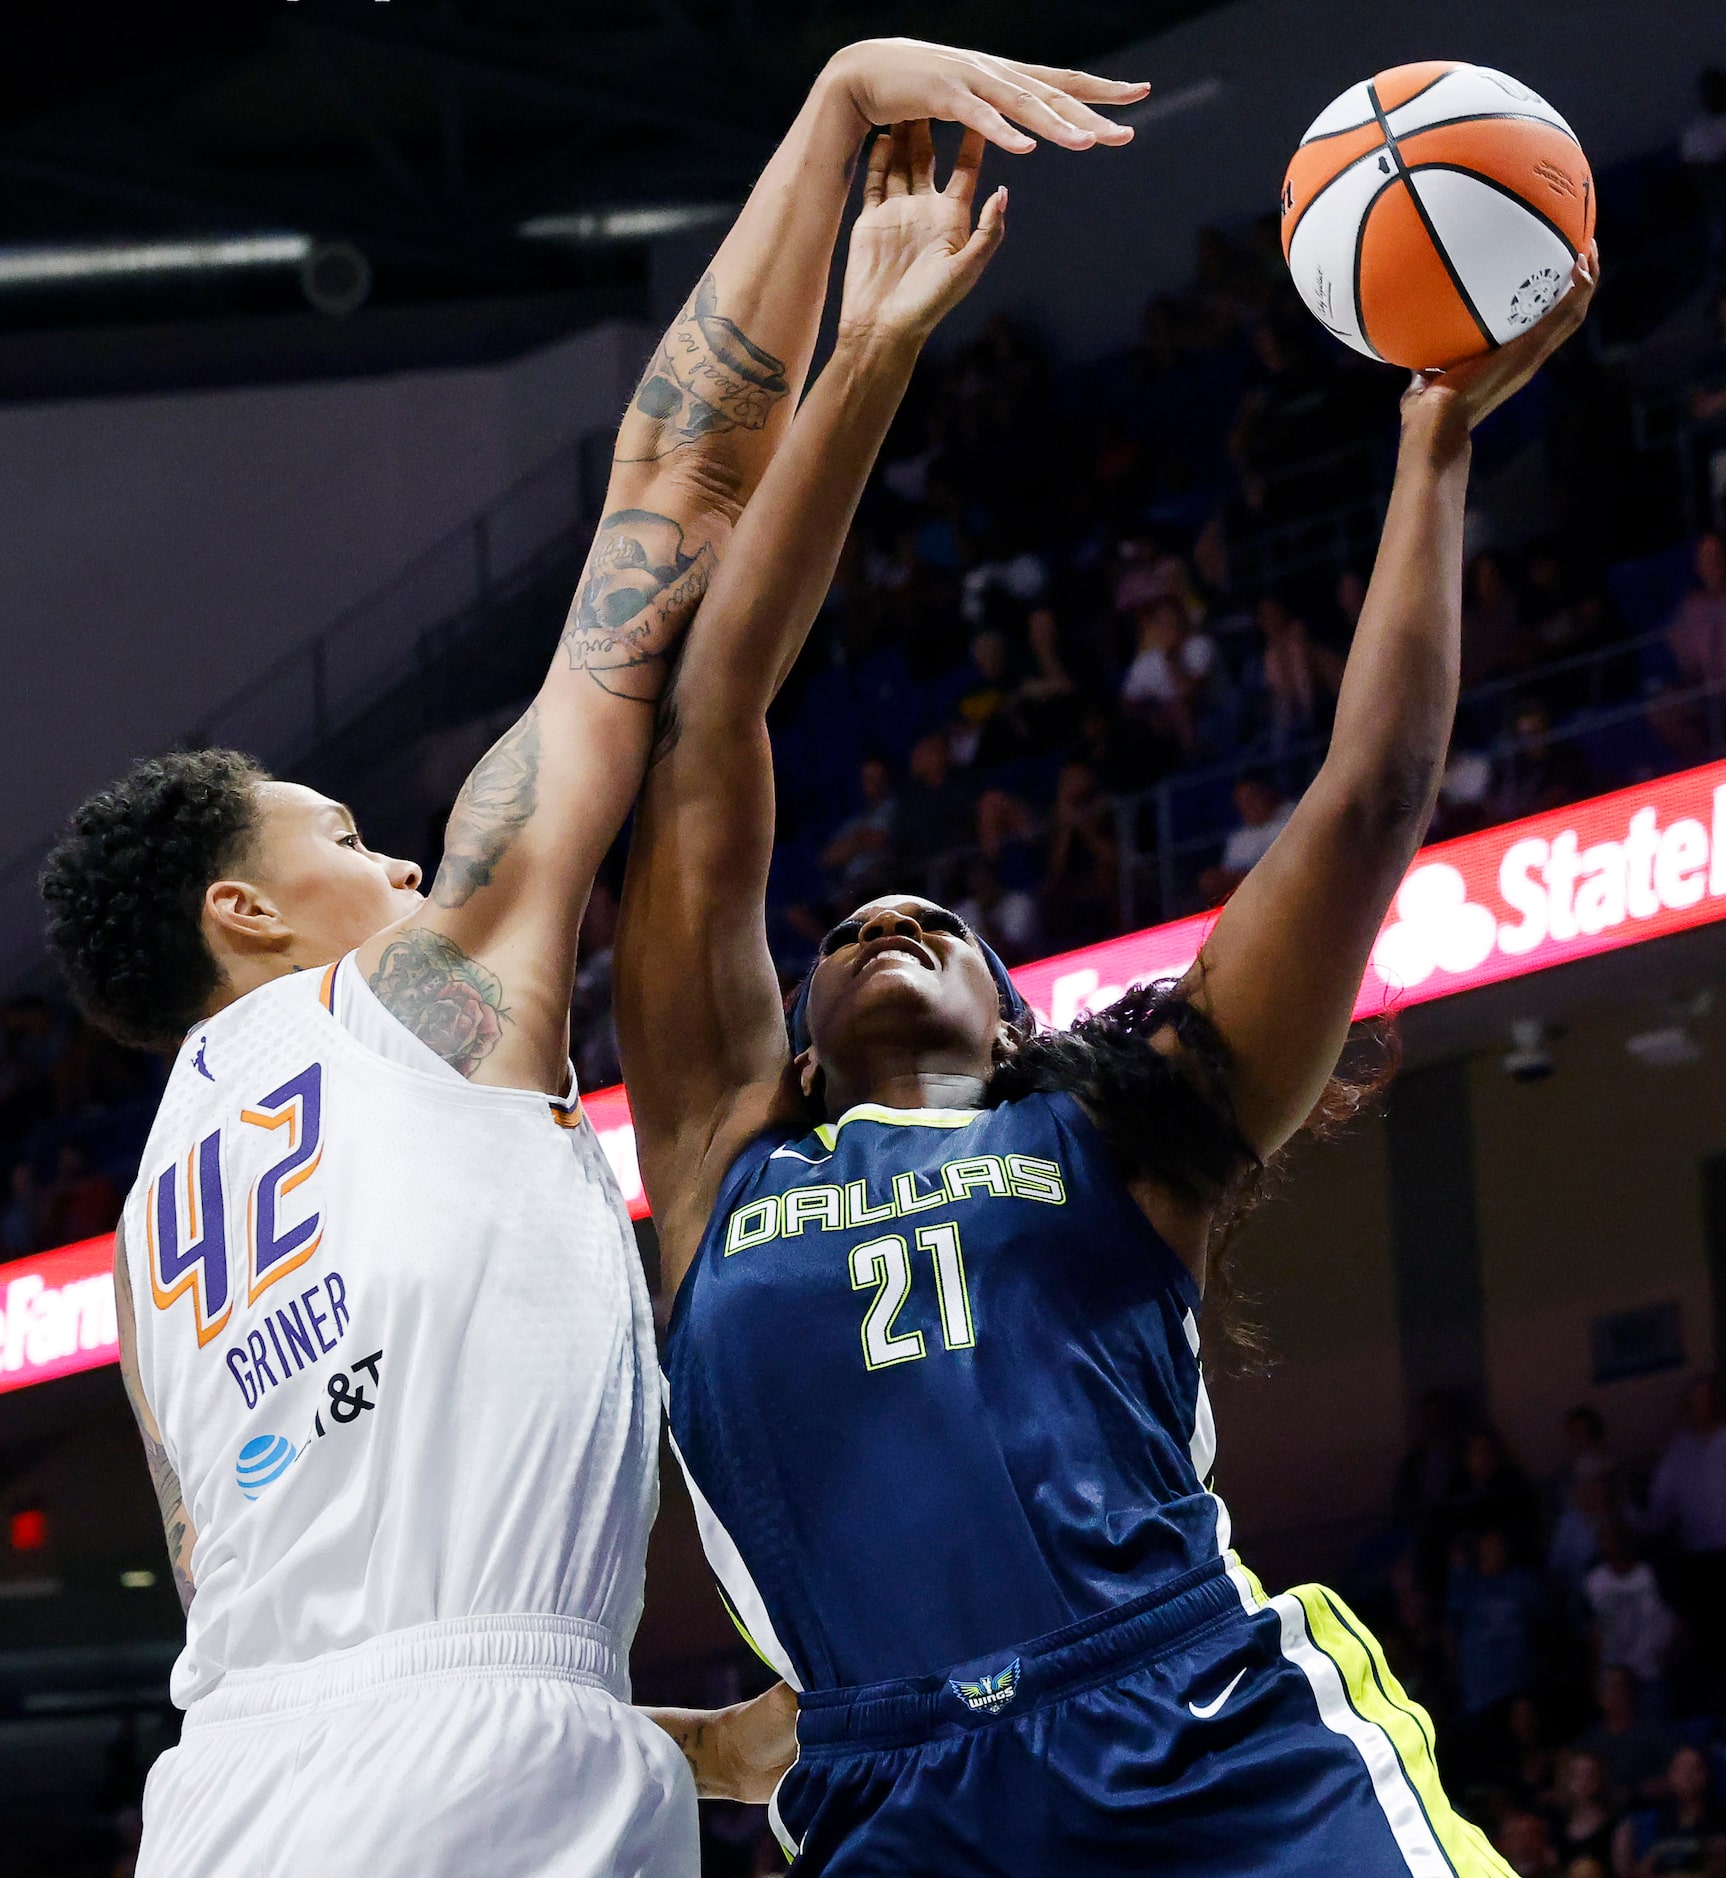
[641,453,750,533]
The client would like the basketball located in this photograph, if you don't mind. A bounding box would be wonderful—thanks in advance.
[1281,61,1595,370]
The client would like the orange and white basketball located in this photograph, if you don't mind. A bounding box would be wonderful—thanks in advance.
[1281,62,1594,371]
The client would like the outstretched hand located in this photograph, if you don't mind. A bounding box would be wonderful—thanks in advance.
[1403,241,1600,437]
[826,37,1147,154]
[838,123,1007,344]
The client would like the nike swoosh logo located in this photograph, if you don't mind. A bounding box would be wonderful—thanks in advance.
[1187,1667,1248,1720]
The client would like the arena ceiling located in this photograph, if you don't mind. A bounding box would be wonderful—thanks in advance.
[0,0,1226,340]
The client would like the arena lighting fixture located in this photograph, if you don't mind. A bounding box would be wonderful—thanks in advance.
[7,759,1726,1393]
[0,233,312,290]
[517,203,736,246]
[1502,1018,1557,1083]
[1625,989,1712,1068]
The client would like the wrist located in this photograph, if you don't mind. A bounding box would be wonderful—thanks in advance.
[1400,394,1472,472]
[832,319,925,374]
[811,48,873,147]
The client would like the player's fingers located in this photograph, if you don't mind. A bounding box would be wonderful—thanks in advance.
[908,119,937,193]
[970,70,1099,150]
[862,130,892,210]
[939,83,1036,155]
[1003,62,1152,105]
[943,127,986,206]
[968,57,1136,145]
[884,121,913,197]
[950,186,1008,291]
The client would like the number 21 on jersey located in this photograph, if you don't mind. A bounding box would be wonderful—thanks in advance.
[850,1221,975,1371]
[148,1063,326,1347]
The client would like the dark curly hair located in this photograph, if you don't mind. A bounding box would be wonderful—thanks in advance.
[992,979,1396,1373]
[39,749,266,1049]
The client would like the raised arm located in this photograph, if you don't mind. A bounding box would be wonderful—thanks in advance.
[1160,250,1599,1211]
[615,125,1009,1287]
[114,1225,196,1614]
[354,49,1144,1094]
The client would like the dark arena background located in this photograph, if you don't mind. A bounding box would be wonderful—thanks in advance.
[3,2,1726,1873]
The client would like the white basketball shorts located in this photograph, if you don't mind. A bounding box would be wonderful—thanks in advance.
[136,1616,698,1878]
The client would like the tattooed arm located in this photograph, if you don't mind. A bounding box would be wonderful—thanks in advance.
[114,1225,196,1613]
[354,46,1144,1091]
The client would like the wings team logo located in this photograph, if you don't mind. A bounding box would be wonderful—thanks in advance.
[949,1658,1022,1715]
[236,1433,297,1499]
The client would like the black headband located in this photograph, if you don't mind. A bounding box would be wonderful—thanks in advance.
[786,926,1035,1057]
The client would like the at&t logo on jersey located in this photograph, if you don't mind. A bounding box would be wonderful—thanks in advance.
[950,1658,1022,1715]
[236,1433,297,1499]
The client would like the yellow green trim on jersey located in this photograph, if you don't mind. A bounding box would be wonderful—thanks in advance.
[1293,1584,1512,1878]
[814,1104,983,1151]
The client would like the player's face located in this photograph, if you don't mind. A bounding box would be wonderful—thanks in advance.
[806,897,1001,1074]
[246,782,424,960]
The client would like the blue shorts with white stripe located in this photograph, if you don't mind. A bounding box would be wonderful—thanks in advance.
[770,1557,1510,1878]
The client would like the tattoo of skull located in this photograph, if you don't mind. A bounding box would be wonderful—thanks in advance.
[624,273,789,458]
[562,508,717,702]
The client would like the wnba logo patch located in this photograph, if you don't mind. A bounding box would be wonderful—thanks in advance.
[949,1659,1021,1715]
[236,1434,297,1499]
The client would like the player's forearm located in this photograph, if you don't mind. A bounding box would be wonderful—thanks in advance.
[611,67,866,485]
[1315,406,1470,839]
[643,1683,798,1802]
[673,325,922,728]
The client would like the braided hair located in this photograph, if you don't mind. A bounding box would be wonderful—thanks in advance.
[40,749,264,1049]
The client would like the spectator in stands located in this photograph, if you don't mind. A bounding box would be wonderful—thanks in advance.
[1576,1667,1680,1804]
[897,731,977,873]
[42,1141,119,1245]
[1494,1807,1558,1874]
[1462,550,1531,685]
[1040,761,1117,951]
[1613,1745,1726,1878]
[1548,1751,1619,1874]
[1120,597,1216,754]
[974,784,1040,894]
[1668,532,1726,692]
[1429,739,1496,841]
[955,857,1041,965]
[1494,699,1597,821]
[0,1161,40,1258]
[1451,1427,1544,1566]
[1253,594,1341,752]
[1197,771,1293,906]
[1648,1374,1726,1706]
[1507,1695,1558,1811]
[1550,1406,1617,1625]
[950,630,1016,767]
[1448,1527,1545,1764]
[1009,606,1081,754]
[820,756,899,901]
[1585,1519,1675,1709]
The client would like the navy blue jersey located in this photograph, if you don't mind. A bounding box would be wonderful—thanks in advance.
[663,1093,1237,1692]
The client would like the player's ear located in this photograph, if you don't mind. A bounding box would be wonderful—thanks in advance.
[204,878,291,954]
[796,1046,822,1103]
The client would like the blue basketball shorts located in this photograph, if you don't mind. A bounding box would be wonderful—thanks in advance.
[770,1558,1511,1877]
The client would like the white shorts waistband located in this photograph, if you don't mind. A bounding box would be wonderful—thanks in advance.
[184,1615,628,1728]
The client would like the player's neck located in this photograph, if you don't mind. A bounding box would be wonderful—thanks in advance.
[822,1066,988,1118]
[201,949,319,1020]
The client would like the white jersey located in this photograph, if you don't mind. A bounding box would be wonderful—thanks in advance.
[121,954,659,1710]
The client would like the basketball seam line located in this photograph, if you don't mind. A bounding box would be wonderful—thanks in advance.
[1402,160,1583,260]
[1284,140,1385,255]
[1365,77,1497,354]
[1351,176,1399,362]
[1297,68,1455,144]
[1284,108,1580,254]
[1395,108,1582,149]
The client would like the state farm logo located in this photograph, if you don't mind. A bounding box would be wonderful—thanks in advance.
[1373,864,1496,989]
[1372,784,1726,997]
